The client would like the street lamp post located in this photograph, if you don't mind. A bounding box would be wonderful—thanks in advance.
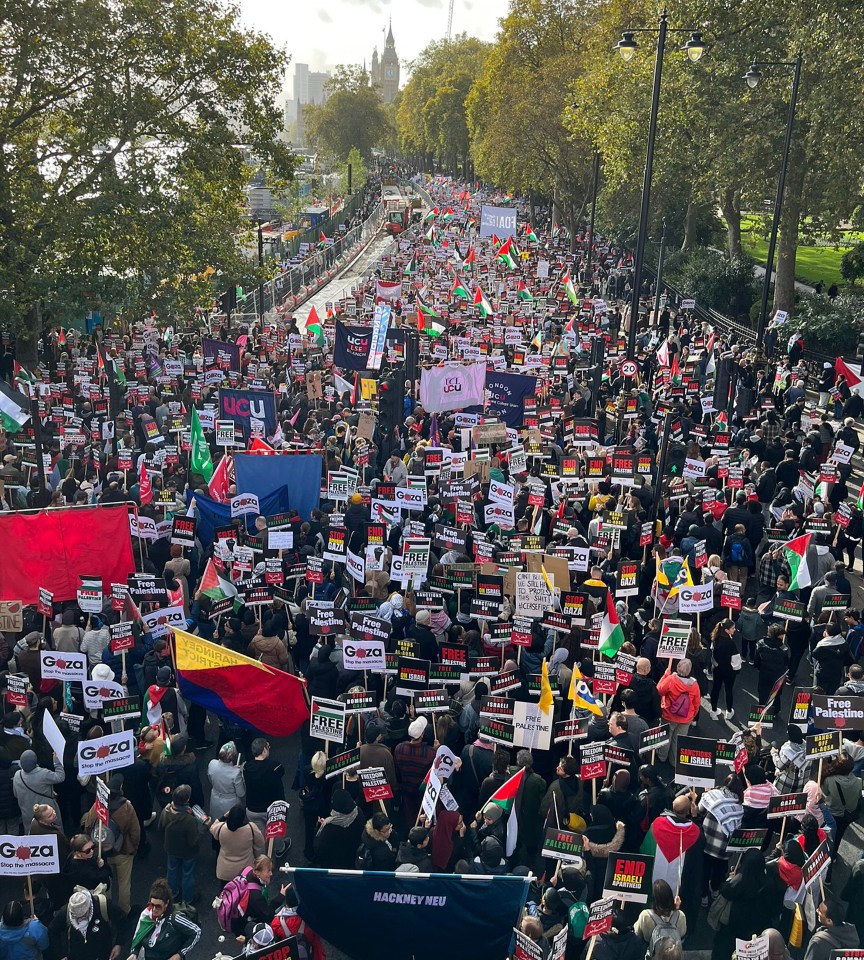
[585,151,601,288]
[616,11,705,360]
[653,218,667,326]
[745,53,803,362]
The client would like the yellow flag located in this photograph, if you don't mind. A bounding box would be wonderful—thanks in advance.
[567,663,582,703]
[361,378,377,400]
[540,564,554,594]
[538,658,554,715]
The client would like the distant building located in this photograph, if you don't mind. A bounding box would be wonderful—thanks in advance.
[370,20,399,103]
[289,63,332,146]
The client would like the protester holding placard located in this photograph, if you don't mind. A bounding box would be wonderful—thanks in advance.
[708,620,742,721]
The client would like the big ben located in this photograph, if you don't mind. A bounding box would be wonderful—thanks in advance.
[379,20,399,103]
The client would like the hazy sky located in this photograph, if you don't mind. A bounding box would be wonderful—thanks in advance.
[237,0,502,84]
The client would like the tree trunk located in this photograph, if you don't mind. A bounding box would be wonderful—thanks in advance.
[568,208,578,254]
[719,187,742,258]
[552,185,561,232]
[17,309,40,367]
[773,160,805,313]
[681,199,699,251]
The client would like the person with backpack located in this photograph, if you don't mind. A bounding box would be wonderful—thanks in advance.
[820,752,862,860]
[355,811,397,870]
[655,660,701,763]
[218,855,286,938]
[81,773,140,916]
[635,880,686,956]
[209,804,265,888]
[723,523,755,595]
[127,877,200,960]
[47,888,125,960]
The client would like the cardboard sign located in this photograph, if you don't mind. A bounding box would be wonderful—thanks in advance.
[0,601,23,632]
[678,582,714,613]
[141,604,186,639]
[5,673,27,707]
[37,588,53,619]
[109,621,135,653]
[77,729,136,776]
[515,572,554,618]
[803,839,831,888]
[603,853,654,903]
[811,694,864,731]
[721,580,741,610]
[675,736,717,788]
[309,607,347,637]
[171,515,197,547]
[580,740,607,781]
[773,597,806,622]
[95,778,110,826]
[542,828,584,862]
[309,697,346,744]
[102,696,141,722]
[358,766,393,803]
[737,937,770,960]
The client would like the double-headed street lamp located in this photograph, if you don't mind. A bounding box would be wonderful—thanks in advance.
[615,10,705,360]
[745,53,803,363]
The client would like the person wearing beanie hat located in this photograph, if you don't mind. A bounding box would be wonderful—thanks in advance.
[12,749,64,829]
[313,786,363,869]
[394,715,433,828]
[53,607,84,652]
[49,867,125,959]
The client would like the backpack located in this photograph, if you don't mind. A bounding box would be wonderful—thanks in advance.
[215,865,261,931]
[90,817,123,854]
[730,540,745,564]
[354,840,373,871]
[272,915,312,960]
[666,690,691,721]
[647,911,682,958]
[71,885,109,922]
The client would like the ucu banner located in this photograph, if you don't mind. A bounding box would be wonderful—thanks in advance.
[219,387,277,438]
[334,322,372,370]
[419,361,486,413]
[483,371,538,428]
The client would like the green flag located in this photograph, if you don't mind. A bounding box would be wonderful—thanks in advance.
[190,407,213,482]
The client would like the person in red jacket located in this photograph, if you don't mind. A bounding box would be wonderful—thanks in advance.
[269,886,327,960]
[655,659,702,762]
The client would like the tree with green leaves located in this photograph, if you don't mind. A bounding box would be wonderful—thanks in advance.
[466,0,598,246]
[0,0,295,361]
[397,36,490,177]
[304,66,391,162]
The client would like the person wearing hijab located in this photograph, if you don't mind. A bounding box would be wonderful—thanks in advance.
[766,839,806,939]
[741,764,778,828]
[429,808,468,873]
[313,788,363,869]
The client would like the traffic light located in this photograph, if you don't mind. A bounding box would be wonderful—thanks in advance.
[666,443,686,477]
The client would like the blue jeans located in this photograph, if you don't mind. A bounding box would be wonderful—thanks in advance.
[166,855,196,903]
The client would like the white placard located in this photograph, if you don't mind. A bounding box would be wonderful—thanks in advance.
[677,582,715,613]
[141,604,187,639]
[342,638,386,673]
[268,530,294,551]
[231,493,260,517]
[516,572,554,619]
[0,834,59,876]
[82,678,125,711]
[40,650,87,683]
[77,729,136,777]
[42,710,66,761]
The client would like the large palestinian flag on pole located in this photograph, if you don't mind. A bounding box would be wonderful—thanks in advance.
[487,766,525,856]
[783,533,812,590]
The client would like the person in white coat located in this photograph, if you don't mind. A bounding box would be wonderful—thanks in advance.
[207,741,246,819]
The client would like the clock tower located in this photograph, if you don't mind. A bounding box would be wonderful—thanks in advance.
[378,20,399,104]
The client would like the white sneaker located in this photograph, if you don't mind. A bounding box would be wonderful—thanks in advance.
[708,708,719,720]
[725,709,735,719]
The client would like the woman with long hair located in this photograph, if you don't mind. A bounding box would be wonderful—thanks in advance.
[209,803,264,887]
[708,619,740,720]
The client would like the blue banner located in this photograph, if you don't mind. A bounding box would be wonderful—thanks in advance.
[484,371,538,428]
[479,204,518,238]
[189,487,291,546]
[219,388,277,438]
[233,453,322,522]
[290,868,529,960]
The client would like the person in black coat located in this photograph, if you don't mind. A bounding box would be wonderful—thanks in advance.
[313,788,365,869]
[409,610,438,662]
[754,624,790,718]
[592,911,645,960]
[48,888,125,960]
[357,812,398,870]
[306,644,339,699]
[120,753,156,856]
[61,834,114,894]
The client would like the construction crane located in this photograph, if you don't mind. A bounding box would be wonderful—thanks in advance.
[446,0,454,39]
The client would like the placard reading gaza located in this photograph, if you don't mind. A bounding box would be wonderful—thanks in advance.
[77,729,136,776]
[40,650,87,683]
[603,854,654,903]
[675,736,716,788]
[0,834,60,876]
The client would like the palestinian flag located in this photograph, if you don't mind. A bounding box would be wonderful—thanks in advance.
[318,231,328,247]
[200,557,238,600]
[562,271,580,307]
[857,480,864,511]
[640,814,702,893]
[306,306,326,347]
[487,766,525,857]
[451,276,470,300]
[784,533,812,590]
[524,224,539,243]
[442,208,454,222]
[417,309,447,338]
[497,236,516,269]
[474,286,493,318]
[417,294,441,319]
[463,246,477,266]
[13,362,36,395]
[425,225,436,244]
[670,353,682,386]
[425,207,439,221]
[404,255,417,276]
[517,280,534,301]
[598,590,626,658]
[0,380,30,434]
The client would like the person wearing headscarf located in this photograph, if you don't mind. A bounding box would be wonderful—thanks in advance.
[741,764,778,828]
[207,741,246,820]
[313,787,364,869]
[48,888,125,960]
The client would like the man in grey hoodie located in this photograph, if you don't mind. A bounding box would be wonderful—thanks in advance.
[11,749,64,828]
[804,894,860,960]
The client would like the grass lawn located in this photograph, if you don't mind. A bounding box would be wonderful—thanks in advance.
[740,214,862,287]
